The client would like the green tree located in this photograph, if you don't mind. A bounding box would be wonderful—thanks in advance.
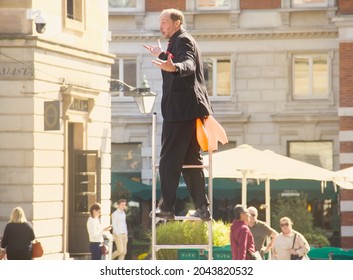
[270,194,330,247]
[271,193,313,234]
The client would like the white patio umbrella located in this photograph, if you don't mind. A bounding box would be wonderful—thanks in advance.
[203,144,278,227]
[259,149,335,183]
[203,144,335,226]
[203,144,269,205]
[333,166,353,189]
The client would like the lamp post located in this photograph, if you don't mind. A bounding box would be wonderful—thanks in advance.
[110,76,157,114]
[110,76,158,258]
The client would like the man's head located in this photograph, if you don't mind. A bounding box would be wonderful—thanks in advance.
[234,204,250,222]
[247,206,258,226]
[116,199,127,210]
[159,9,184,39]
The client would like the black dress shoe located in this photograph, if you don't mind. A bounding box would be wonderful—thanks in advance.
[149,208,175,220]
[191,205,211,221]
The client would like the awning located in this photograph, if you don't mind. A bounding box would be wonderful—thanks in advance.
[111,173,337,202]
[111,173,153,201]
[246,179,337,202]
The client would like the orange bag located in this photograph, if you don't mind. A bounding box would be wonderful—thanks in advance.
[32,240,44,258]
[196,118,208,152]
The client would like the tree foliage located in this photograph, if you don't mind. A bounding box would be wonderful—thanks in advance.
[271,193,330,247]
[271,193,313,234]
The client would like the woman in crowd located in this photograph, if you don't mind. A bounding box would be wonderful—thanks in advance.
[271,216,310,260]
[0,207,35,260]
[86,203,111,260]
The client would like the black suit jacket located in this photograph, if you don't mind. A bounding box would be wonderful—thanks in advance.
[158,28,213,122]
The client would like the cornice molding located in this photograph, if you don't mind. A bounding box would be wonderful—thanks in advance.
[271,112,339,123]
[111,29,338,41]
[333,15,353,27]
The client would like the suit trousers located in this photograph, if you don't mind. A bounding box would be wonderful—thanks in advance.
[158,119,209,212]
[112,233,128,260]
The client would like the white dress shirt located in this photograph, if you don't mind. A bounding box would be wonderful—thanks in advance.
[112,209,127,235]
[86,216,104,242]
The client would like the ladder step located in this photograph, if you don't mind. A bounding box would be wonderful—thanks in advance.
[155,244,210,250]
[174,216,211,221]
[154,164,209,169]
[155,216,212,223]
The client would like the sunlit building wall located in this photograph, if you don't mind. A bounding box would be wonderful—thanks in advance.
[0,0,114,259]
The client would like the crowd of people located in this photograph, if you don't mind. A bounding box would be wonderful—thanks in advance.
[230,204,310,260]
[0,202,311,261]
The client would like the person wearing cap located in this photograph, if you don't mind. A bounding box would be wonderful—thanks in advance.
[230,204,256,260]
[247,206,278,259]
[111,199,128,260]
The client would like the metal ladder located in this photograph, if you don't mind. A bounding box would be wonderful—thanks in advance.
[150,113,213,260]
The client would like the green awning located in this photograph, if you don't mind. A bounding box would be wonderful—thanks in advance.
[246,179,337,201]
[111,173,337,202]
[111,173,153,201]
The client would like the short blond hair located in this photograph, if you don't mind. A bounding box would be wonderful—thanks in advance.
[280,216,293,225]
[9,207,27,223]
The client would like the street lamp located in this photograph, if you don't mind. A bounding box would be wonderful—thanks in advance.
[110,76,158,258]
[110,76,157,114]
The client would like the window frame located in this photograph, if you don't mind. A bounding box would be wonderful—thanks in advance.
[195,0,232,11]
[203,55,233,100]
[290,52,331,101]
[108,0,145,12]
[287,140,333,171]
[291,0,328,8]
[64,0,85,32]
[111,142,142,174]
[111,56,140,97]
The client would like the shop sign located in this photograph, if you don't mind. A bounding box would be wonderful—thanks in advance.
[0,63,34,79]
[70,98,88,112]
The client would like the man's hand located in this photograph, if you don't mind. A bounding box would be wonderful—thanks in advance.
[143,39,163,57]
[152,53,177,72]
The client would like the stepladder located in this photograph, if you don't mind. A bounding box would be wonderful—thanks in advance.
[150,113,214,260]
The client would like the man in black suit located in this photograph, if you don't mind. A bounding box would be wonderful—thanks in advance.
[144,8,213,220]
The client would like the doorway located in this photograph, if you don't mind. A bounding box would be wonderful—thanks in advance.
[68,123,101,255]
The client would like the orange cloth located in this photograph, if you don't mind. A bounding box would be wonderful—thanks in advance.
[196,116,228,152]
[196,118,208,151]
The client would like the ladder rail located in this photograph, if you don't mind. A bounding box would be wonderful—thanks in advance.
[151,113,213,260]
[151,113,157,260]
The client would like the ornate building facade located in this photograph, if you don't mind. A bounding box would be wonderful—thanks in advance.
[109,0,353,248]
[0,0,114,258]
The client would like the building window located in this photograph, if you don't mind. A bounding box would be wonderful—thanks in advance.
[66,0,83,21]
[65,0,85,31]
[288,141,333,170]
[291,0,328,7]
[196,0,231,10]
[203,58,231,97]
[109,0,144,11]
[111,57,138,96]
[292,54,329,100]
[112,143,142,174]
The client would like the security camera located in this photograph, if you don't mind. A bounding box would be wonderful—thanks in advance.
[34,14,46,34]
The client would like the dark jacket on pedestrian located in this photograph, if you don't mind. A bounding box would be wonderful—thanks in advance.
[1,222,35,260]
